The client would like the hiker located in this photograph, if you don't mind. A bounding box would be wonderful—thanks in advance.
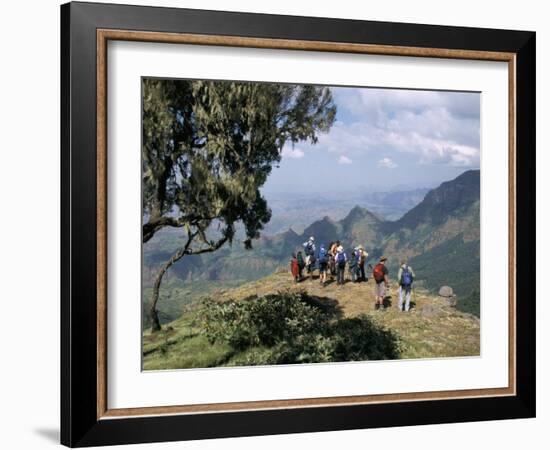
[372,256,389,309]
[329,240,339,278]
[397,259,415,312]
[318,244,329,286]
[303,236,316,279]
[290,253,300,283]
[335,245,347,285]
[357,246,368,281]
[296,251,305,281]
[349,250,359,282]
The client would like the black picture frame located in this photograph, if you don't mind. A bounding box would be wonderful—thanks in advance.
[61,1,536,447]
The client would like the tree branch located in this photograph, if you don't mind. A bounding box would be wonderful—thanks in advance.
[186,235,230,256]
[143,216,182,243]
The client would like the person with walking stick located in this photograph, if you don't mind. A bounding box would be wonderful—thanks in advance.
[397,258,415,312]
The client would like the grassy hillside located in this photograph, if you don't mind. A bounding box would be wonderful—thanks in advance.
[409,234,480,316]
[143,272,480,370]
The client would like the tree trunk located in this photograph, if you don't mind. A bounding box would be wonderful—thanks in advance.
[149,247,186,332]
[148,233,229,333]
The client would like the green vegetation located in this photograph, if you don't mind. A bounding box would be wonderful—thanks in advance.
[458,289,481,317]
[141,278,247,328]
[144,290,401,369]
[410,234,480,317]
[198,291,401,365]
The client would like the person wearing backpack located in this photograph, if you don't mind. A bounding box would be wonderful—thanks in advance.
[397,259,416,312]
[335,245,347,285]
[318,244,329,286]
[372,256,389,309]
[303,236,316,279]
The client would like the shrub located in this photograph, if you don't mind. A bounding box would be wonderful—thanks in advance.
[330,315,401,361]
[197,291,401,365]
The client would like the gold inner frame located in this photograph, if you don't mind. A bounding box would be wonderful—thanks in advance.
[96,29,517,420]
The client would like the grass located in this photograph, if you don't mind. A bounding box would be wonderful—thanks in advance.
[143,313,235,370]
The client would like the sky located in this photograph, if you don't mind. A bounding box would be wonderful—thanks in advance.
[262,86,480,194]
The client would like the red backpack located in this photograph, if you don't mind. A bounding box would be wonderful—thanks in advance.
[373,263,385,282]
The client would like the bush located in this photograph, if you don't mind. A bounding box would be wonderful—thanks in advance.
[331,315,401,361]
[197,291,401,365]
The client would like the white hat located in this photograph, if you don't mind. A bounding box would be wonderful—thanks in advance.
[337,245,344,252]
[309,236,315,241]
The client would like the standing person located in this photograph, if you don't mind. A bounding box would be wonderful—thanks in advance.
[296,251,305,281]
[290,253,300,283]
[335,245,347,285]
[358,246,368,282]
[372,256,389,309]
[318,244,329,286]
[349,250,358,282]
[303,236,316,279]
[329,240,339,279]
[397,259,415,312]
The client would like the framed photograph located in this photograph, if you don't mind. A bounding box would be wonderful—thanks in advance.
[61,2,536,447]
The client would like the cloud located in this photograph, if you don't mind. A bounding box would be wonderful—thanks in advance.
[337,155,353,165]
[320,87,481,168]
[281,146,305,159]
[378,157,397,169]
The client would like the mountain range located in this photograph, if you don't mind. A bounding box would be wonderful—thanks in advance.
[142,170,480,323]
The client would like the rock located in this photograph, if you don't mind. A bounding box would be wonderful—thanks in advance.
[438,286,457,307]
[438,286,454,297]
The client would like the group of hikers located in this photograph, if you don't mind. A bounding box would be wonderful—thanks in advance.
[290,236,416,312]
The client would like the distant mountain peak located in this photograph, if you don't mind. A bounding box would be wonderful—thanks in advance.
[395,169,480,230]
[282,228,298,238]
[342,205,382,225]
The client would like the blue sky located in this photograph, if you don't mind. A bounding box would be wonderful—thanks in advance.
[262,86,480,194]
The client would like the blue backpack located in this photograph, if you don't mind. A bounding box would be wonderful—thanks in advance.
[304,242,315,256]
[318,247,328,263]
[336,252,346,265]
[401,266,413,287]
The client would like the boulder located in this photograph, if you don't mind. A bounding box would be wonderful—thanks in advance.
[438,286,454,297]
[438,286,457,307]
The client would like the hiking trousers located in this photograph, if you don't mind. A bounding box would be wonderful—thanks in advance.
[337,264,346,284]
[359,263,365,281]
[398,285,412,311]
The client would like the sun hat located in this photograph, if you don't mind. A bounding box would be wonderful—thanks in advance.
[379,256,387,262]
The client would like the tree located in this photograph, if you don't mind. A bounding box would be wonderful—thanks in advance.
[143,79,336,331]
